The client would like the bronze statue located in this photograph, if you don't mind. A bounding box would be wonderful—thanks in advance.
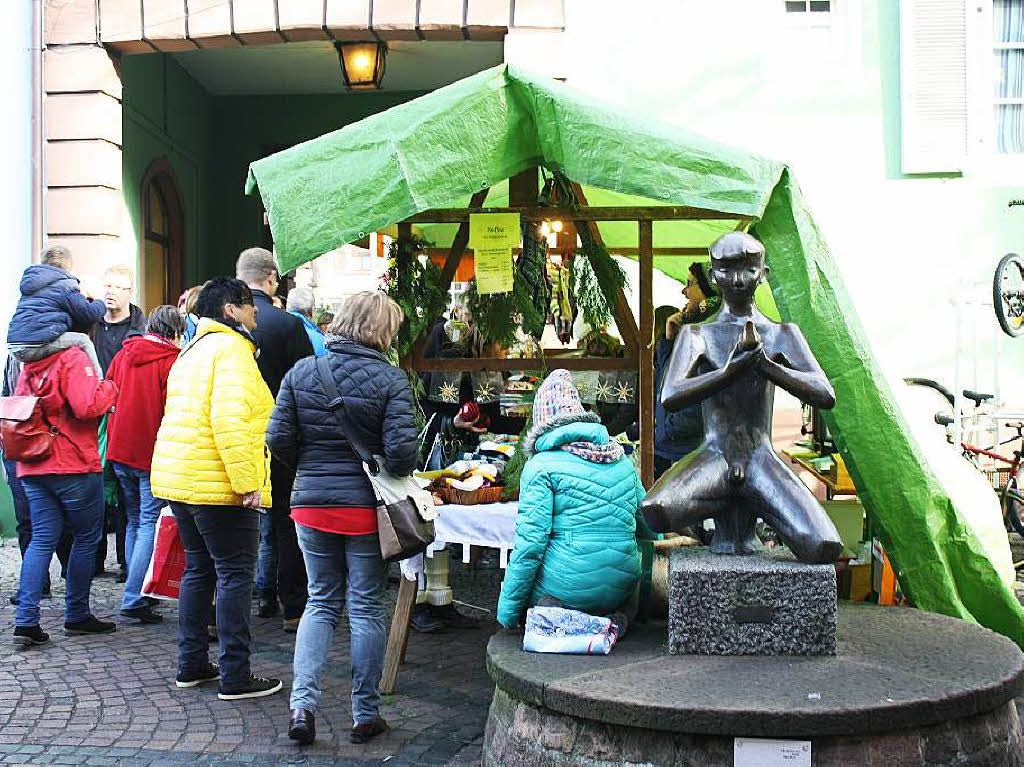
[642,232,844,565]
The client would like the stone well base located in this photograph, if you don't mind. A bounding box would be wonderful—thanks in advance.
[483,687,1023,766]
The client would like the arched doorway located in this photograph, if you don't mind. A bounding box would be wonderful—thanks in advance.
[139,160,184,311]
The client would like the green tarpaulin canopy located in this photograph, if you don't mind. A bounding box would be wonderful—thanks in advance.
[246,64,1024,646]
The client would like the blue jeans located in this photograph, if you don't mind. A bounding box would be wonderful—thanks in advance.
[16,473,104,627]
[254,510,278,598]
[111,462,163,611]
[290,526,386,724]
[170,502,259,687]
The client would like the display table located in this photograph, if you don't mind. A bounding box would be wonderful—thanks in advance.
[383,501,519,694]
[399,501,519,580]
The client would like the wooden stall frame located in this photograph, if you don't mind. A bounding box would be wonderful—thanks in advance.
[383,170,749,693]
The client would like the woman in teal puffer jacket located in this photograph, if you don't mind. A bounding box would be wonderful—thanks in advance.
[496,370,658,630]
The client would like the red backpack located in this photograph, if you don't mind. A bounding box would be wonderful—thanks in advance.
[0,369,59,463]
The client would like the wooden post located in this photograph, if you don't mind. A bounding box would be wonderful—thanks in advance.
[380,576,418,695]
[437,188,490,290]
[638,219,655,489]
[508,167,538,207]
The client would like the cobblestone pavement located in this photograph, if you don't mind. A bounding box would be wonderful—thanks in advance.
[0,537,505,766]
[5,533,1024,765]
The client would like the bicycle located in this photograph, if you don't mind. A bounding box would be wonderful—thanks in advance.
[994,253,1024,338]
[904,378,1024,536]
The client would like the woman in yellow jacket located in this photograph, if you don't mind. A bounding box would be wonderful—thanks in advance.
[151,277,280,701]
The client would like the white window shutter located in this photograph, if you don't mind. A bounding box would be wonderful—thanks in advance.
[900,0,968,173]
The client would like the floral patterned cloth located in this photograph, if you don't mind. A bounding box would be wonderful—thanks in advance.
[559,440,625,464]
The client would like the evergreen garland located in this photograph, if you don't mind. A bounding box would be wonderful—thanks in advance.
[501,410,533,500]
[381,235,447,357]
[571,256,614,329]
[517,222,550,339]
[553,171,627,330]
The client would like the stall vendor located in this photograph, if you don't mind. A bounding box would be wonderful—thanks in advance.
[496,370,658,634]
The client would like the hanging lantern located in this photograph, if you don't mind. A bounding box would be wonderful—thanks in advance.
[334,41,387,90]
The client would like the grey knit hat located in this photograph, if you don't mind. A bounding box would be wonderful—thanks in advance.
[522,370,600,457]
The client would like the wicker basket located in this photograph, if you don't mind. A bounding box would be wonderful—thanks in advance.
[437,485,516,506]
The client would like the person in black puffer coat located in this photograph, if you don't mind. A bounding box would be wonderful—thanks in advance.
[266,291,416,748]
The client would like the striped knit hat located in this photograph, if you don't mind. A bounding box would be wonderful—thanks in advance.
[523,369,600,456]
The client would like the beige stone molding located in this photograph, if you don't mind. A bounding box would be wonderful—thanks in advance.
[45,0,564,50]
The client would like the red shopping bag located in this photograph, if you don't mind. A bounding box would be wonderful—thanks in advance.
[142,507,186,600]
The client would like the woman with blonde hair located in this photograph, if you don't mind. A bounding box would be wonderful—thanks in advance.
[267,291,417,746]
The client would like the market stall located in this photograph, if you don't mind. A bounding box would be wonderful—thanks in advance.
[246,63,1024,664]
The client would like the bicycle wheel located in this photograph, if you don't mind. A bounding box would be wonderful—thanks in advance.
[1003,473,1024,537]
[993,253,1024,338]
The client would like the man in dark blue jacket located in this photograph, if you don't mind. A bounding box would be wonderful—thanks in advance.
[237,248,314,631]
[7,246,105,348]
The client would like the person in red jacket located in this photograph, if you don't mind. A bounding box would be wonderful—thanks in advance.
[13,327,118,647]
[105,305,184,624]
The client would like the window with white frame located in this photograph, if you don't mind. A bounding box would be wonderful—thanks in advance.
[785,1,831,11]
[994,0,1024,152]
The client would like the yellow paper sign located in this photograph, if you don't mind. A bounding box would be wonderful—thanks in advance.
[470,213,520,295]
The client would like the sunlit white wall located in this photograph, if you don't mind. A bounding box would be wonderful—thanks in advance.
[506,0,1024,406]
[0,0,33,356]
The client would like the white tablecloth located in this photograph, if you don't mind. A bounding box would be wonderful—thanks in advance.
[400,501,519,580]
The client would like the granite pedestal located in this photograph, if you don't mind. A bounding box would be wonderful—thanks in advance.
[669,547,837,655]
[484,604,1024,766]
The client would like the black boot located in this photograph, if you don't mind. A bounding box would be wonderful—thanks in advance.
[257,597,280,618]
[288,709,315,745]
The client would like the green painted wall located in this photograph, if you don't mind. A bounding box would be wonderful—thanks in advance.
[121,53,216,288]
[209,92,427,267]
[120,58,425,285]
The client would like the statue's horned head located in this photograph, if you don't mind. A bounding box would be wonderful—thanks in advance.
[708,232,768,304]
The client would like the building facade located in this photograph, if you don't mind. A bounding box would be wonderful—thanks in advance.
[2,0,1022,531]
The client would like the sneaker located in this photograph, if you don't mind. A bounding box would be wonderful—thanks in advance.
[120,605,163,624]
[115,569,127,584]
[282,618,300,634]
[218,674,283,701]
[176,663,220,688]
[350,716,388,744]
[13,625,50,647]
[410,604,444,633]
[64,615,117,636]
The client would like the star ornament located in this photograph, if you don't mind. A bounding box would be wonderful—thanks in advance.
[614,381,634,402]
[438,381,460,403]
[475,382,496,401]
[595,381,615,401]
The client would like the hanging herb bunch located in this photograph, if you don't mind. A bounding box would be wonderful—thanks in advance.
[380,235,447,357]
[466,220,549,347]
[553,171,628,331]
